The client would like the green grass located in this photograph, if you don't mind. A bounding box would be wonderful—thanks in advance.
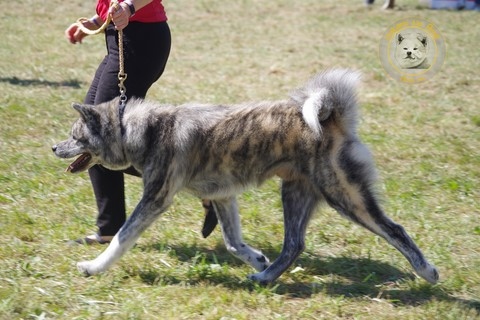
[1,0,479,319]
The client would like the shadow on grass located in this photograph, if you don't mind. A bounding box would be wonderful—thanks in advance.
[0,76,82,88]
[136,241,479,313]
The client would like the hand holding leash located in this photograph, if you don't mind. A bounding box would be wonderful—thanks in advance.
[66,0,128,104]
[109,1,133,31]
[67,0,137,37]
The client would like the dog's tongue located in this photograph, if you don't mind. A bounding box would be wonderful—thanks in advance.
[66,153,92,173]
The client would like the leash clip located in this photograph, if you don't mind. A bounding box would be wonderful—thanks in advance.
[118,73,128,107]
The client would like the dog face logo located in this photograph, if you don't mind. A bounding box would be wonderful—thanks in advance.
[395,33,430,69]
[379,18,446,83]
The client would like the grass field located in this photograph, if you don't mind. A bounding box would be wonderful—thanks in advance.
[1,0,479,318]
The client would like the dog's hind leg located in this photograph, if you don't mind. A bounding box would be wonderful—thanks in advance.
[321,140,439,284]
[213,197,271,272]
[249,180,319,284]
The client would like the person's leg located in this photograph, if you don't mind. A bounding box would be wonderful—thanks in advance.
[121,22,171,98]
[79,25,129,242]
[84,23,172,242]
[84,57,107,105]
[72,56,124,243]
[88,166,127,238]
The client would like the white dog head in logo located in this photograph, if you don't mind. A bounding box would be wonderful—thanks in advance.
[395,32,430,69]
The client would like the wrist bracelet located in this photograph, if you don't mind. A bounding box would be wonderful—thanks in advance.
[90,17,101,27]
[124,0,136,17]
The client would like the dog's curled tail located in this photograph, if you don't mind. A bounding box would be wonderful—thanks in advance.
[290,69,361,137]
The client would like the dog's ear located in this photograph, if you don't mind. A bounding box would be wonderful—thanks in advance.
[417,34,427,46]
[397,33,404,44]
[72,102,87,113]
[72,103,101,133]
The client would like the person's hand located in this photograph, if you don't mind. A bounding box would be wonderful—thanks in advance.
[65,23,87,44]
[65,19,97,44]
[109,2,131,30]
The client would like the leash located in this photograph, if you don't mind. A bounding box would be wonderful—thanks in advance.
[74,0,118,36]
[117,25,128,135]
[75,0,128,111]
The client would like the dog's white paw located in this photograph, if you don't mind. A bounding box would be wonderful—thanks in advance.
[77,260,99,277]
[416,264,439,284]
[251,254,271,272]
[248,271,273,285]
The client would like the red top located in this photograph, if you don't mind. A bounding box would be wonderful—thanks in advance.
[96,0,167,23]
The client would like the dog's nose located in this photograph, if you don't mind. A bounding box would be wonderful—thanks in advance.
[52,145,57,152]
[407,51,412,56]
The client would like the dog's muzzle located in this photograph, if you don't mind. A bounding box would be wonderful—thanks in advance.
[52,145,93,173]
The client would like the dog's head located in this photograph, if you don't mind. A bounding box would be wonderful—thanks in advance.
[52,101,128,173]
[395,32,428,69]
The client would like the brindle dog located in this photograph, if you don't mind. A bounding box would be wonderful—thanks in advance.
[53,69,439,284]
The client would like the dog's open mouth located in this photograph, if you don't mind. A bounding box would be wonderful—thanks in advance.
[66,153,92,173]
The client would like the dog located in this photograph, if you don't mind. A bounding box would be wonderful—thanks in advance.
[52,69,439,284]
[395,32,430,69]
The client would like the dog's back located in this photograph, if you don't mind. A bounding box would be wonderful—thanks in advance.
[178,69,362,197]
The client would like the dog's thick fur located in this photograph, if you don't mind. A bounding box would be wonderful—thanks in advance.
[52,69,439,284]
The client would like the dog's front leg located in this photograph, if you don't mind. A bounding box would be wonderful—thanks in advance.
[77,194,172,276]
[77,233,133,276]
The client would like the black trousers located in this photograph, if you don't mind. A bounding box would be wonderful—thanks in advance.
[84,22,171,236]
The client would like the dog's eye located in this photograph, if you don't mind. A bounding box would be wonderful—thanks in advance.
[404,47,408,50]
[414,48,418,50]
[73,135,87,144]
